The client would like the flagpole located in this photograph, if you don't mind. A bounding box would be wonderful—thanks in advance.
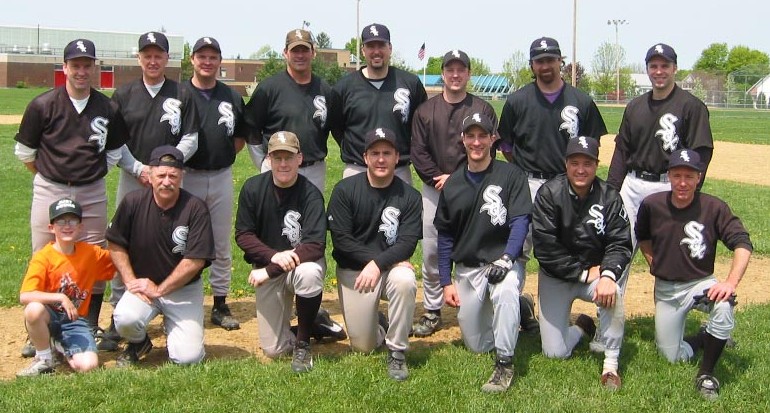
[422,42,426,86]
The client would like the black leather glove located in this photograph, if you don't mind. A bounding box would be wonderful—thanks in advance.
[485,254,512,285]
[692,288,737,313]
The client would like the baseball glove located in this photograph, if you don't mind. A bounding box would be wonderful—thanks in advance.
[484,255,513,285]
[692,288,737,313]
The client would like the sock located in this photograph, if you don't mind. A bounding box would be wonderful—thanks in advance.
[36,348,53,361]
[85,293,104,331]
[603,348,620,373]
[295,293,322,343]
[427,309,441,317]
[213,296,226,309]
[699,332,727,377]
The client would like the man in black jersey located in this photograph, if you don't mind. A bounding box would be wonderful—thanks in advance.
[182,36,247,331]
[14,38,125,356]
[244,28,333,192]
[636,149,751,400]
[235,131,327,373]
[330,23,427,184]
[327,127,422,381]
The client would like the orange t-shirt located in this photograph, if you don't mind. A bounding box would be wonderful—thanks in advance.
[20,242,115,317]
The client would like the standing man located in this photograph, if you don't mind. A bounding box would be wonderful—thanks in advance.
[327,128,422,381]
[106,31,199,341]
[14,38,125,355]
[409,49,497,337]
[636,149,751,400]
[182,36,248,331]
[235,132,326,373]
[330,23,427,184]
[107,146,214,367]
[435,113,531,393]
[499,36,606,332]
[244,28,333,192]
[532,136,631,390]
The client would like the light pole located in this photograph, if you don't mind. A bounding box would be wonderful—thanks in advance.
[607,19,627,103]
[571,0,577,86]
[356,0,361,70]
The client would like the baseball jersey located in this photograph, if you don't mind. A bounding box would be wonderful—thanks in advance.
[498,82,607,174]
[244,70,333,163]
[111,78,199,163]
[20,242,115,317]
[327,173,423,271]
[106,188,215,285]
[608,85,713,186]
[15,87,124,184]
[182,80,248,170]
[330,67,428,165]
[410,93,497,186]
[636,191,753,282]
[532,175,632,282]
[434,160,532,267]
[234,173,326,277]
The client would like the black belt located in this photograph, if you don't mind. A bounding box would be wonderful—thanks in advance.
[631,170,668,183]
[351,161,411,167]
[527,171,558,180]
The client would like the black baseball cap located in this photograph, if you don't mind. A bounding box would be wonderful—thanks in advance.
[148,145,184,168]
[442,49,471,69]
[364,127,397,150]
[462,113,494,135]
[645,43,677,64]
[668,149,702,172]
[192,36,221,54]
[565,136,600,161]
[530,37,562,60]
[362,23,390,44]
[49,198,82,223]
[138,31,169,53]
[64,39,97,61]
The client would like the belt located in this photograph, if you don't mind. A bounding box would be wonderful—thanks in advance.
[527,171,558,180]
[631,170,669,183]
[351,161,411,168]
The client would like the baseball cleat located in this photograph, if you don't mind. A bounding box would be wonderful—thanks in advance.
[411,312,441,337]
[291,341,313,373]
[291,308,348,342]
[116,335,153,368]
[695,374,720,401]
[481,355,514,393]
[386,350,408,381]
[211,304,241,331]
[601,371,622,391]
[575,314,596,339]
[519,293,540,334]
[16,356,56,377]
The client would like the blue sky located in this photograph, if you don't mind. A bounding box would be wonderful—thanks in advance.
[2,0,766,72]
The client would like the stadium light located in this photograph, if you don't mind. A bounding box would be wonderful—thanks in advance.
[607,19,628,103]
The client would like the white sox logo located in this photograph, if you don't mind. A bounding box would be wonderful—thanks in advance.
[680,221,706,259]
[161,98,182,135]
[451,50,461,58]
[147,33,157,44]
[578,136,589,148]
[559,106,579,139]
[472,113,482,123]
[379,207,401,246]
[369,25,379,37]
[76,41,87,53]
[171,225,189,254]
[540,40,548,49]
[655,44,664,54]
[89,116,109,153]
[282,210,302,247]
[217,102,235,136]
[586,204,606,235]
[203,37,213,45]
[655,113,680,152]
[393,88,411,124]
[294,30,304,40]
[313,95,327,127]
[480,185,507,226]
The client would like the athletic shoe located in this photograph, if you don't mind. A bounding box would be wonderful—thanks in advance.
[116,335,153,368]
[519,293,540,334]
[411,312,441,337]
[313,308,347,341]
[16,356,55,377]
[601,371,622,391]
[94,327,120,352]
[695,374,720,401]
[481,355,514,393]
[386,350,408,381]
[575,314,596,339]
[211,304,241,331]
[291,341,313,373]
[21,337,35,358]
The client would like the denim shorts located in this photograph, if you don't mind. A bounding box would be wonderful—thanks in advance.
[47,307,97,357]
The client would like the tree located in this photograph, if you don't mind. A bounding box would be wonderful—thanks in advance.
[562,62,589,92]
[424,56,443,75]
[312,54,346,84]
[591,41,632,98]
[344,37,364,66]
[694,43,729,73]
[255,52,285,82]
[726,45,770,76]
[469,58,491,76]
[502,50,531,91]
[181,42,193,81]
[390,52,414,72]
[316,32,332,49]
[250,45,275,60]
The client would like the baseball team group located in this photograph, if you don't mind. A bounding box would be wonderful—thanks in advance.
[13,22,753,400]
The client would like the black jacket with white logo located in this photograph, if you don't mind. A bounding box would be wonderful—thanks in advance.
[533,174,632,282]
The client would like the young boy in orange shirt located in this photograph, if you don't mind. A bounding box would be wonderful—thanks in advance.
[17,198,115,377]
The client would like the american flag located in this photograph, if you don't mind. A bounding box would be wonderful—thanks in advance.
[417,43,425,60]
